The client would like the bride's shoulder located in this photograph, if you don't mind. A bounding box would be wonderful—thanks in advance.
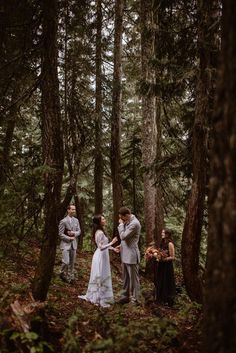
[95,229,105,238]
[95,229,104,234]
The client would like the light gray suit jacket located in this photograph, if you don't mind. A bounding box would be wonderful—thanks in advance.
[59,215,81,250]
[118,214,141,264]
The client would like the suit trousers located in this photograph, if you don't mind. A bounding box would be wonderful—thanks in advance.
[121,263,140,302]
[61,248,76,280]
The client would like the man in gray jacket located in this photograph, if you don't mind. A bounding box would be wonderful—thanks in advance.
[117,206,141,304]
[59,204,81,283]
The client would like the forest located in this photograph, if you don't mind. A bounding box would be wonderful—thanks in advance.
[0,0,235,352]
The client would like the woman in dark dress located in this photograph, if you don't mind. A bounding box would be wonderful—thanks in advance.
[155,228,176,306]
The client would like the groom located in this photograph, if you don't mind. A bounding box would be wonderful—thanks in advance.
[59,204,81,283]
[117,206,141,305]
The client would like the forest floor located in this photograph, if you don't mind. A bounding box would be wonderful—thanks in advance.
[0,242,202,353]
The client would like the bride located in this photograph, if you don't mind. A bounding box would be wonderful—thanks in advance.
[78,214,118,308]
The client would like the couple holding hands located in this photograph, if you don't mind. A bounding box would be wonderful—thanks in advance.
[78,207,141,308]
[59,205,176,308]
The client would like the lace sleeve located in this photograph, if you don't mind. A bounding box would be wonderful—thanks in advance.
[95,231,113,251]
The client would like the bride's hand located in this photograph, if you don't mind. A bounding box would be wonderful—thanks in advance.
[111,236,118,244]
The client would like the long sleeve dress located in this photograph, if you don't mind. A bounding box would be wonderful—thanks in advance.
[78,230,114,307]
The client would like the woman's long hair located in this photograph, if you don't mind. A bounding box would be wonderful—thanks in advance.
[160,228,173,247]
[92,214,105,242]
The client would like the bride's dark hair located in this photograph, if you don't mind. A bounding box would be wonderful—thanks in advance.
[92,214,105,241]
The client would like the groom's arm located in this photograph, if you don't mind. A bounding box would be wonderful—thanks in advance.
[73,219,81,238]
[59,220,74,242]
[118,222,137,241]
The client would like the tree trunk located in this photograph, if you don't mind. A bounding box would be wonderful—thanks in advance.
[32,0,64,301]
[94,0,104,215]
[154,2,164,246]
[141,0,161,245]
[181,0,219,303]
[59,35,87,242]
[75,194,85,250]
[132,135,137,214]
[110,0,124,235]
[203,1,236,352]
[154,94,164,246]
[0,109,16,196]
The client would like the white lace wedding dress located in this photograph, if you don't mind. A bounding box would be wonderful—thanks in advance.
[78,230,114,307]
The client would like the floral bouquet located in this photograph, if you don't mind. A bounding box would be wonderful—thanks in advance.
[144,246,168,262]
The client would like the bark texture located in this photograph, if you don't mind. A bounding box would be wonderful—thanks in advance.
[141,0,163,245]
[32,0,64,301]
[110,0,124,235]
[203,1,236,351]
[94,0,104,214]
[181,0,219,303]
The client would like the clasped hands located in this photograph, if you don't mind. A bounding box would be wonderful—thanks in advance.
[110,236,120,253]
[67,230,75,240]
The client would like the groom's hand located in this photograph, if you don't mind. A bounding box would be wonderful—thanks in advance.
[113,247,120,253]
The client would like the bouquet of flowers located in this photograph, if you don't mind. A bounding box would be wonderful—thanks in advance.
[144,246,168,262]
